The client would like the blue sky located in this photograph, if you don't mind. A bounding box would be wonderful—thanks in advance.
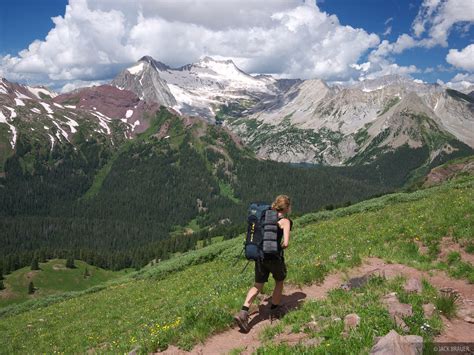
[318,0,473,83]
[0,0,472,91]
[0,0,67,56]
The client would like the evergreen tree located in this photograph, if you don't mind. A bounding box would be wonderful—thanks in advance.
[83,267,90,278]
[39,250,47,263]
[31,258,39,271]
[0,265,3,280]
[0,280,5,290]
[66,257,75,269]
[28,281,35,294]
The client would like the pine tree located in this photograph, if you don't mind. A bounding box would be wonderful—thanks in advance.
[65,257,75,269]
[0,280,5,290]
[39,250,47,263]
[31,258,39,271]
[0,265,3,280]
[28,281,35,294]
[83,267,90,278]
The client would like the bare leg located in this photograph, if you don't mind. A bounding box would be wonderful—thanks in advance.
[243,282,264,307]
[272,280,284,305]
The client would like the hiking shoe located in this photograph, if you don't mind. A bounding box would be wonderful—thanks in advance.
[269,305,286,322]
[234,310,250,332]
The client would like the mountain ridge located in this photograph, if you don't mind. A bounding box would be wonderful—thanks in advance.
[107,56,474,165]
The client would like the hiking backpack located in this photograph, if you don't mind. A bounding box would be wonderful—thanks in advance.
[244,202,280,261]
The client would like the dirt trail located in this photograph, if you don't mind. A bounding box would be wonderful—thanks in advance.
[157,256,474,355]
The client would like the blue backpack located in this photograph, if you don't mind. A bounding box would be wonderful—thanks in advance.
[244,202,280,261]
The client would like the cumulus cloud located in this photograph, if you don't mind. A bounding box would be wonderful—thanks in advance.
[412,0,474,47]
[355,0,473,84]
[367,0,474,72]
[439,72,474,92]
[0,0,380,86]
[446,44,474,71]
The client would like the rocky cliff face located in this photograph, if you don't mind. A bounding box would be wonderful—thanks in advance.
[112,56,177,107]
[227,75,474,165]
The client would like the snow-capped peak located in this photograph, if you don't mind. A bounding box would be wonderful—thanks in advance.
[127,62,145,75]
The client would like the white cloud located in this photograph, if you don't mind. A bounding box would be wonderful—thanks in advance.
[367,0,474,71]
[60,79,108,93]
[412,0,474,47]
[446,44,474,71]
[0,0,380,85]
[383,17,393,36]
[360,63,419,81]
[440,72,474,92]
[383,26,392,36]
[361,0,473,81]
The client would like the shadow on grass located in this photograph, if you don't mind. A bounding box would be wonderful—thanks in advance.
[241,291,307,333]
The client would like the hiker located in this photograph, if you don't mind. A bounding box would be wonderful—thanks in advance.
[234,194,293,332]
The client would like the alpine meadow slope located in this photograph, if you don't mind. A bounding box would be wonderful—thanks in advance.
[0,174,472,353]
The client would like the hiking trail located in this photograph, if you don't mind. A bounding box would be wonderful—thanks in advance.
[157,256,474,355]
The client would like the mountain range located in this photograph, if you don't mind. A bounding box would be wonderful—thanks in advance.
[1,55,472,171]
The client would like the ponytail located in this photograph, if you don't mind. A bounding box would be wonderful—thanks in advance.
[271,195,291,212]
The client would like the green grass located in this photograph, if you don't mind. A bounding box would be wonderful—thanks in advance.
[0,259,128,308]
[0,177,472,353]
[218,180,240,203]
[434,292,459,319]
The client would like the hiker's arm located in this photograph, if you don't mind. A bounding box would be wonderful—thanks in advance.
[281,219,291,249]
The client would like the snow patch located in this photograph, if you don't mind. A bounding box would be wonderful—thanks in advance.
[168,84,195,107]
[126,109,133,118]
[44,126,50,130]
[40,102,54,114]
[132,120,140,132]
[27,86,57,99]
[48,134,55,152]
[31,108,41,114]
[127,62,144,75]
[90,111,111,134]
[64,105,76,109]
[0,110,17,148]
[5,106,16,118]
[53,102,64,109]
[0,82,7,94]
[64,116,79,134]
[14,98,25,106]
[53,121,69,141]
[361,85,385,93]
[15,91,31,99]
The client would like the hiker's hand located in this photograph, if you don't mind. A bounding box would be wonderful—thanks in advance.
[281,241,289,249]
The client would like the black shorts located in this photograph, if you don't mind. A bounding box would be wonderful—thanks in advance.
[255,257,287,283]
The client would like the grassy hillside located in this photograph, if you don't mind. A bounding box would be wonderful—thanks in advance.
[0,259,128,308]
[0,175,472,353]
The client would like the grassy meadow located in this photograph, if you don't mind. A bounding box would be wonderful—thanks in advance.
[0,259,129,308]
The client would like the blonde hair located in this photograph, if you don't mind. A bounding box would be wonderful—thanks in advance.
[271,194,291,212]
